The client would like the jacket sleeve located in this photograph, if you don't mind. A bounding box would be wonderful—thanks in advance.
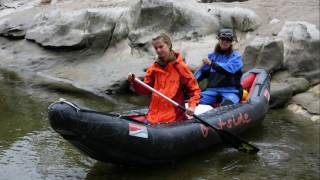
[177,63,201,108]
[131,66,154,95]
[213,52,243,74]
[194,64,211,81]
[211,61,231,75]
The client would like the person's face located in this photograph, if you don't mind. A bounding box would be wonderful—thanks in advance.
[153,40,170,60]
[219,38,232,50]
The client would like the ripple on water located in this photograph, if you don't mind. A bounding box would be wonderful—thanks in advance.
[0,129,93,179]
[221,159,241,171]
[258,142,294,168]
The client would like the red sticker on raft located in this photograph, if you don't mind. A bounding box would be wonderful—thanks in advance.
[200,124,209,138]
[264,89,270,101]
[129,123,148,138]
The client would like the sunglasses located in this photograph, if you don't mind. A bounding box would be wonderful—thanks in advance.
[219,38,233,42]
[219,32,233,37]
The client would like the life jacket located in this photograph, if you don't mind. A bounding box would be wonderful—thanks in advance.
[134,52,200,124]
[195,51,243,95]
[207,69,242,88]
[207,51,243,88]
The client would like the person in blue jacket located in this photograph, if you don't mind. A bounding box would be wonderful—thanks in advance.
[194,28,243,105]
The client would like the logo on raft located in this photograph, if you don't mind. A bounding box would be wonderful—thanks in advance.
[128,123,148,138]
[199,113,252,138]
[217,112,251,130]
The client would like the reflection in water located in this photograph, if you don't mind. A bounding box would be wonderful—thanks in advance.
[0,79,319,179]
[0,130,93,179]
[0,81,47,151]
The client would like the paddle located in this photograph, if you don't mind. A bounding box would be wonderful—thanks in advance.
[134,77,260,154]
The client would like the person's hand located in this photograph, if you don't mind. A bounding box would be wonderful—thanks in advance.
[186,106,195,119]
[128,73,135,83]
[202,58,212,65]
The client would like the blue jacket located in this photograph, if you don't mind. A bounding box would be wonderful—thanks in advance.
[195,51,243,89]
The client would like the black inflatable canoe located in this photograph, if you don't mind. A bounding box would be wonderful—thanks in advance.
[48,68,270,166]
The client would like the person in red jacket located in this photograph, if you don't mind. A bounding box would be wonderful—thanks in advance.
[128,33,201,124]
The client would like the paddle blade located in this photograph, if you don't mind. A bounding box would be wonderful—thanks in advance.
[217,129,260,154]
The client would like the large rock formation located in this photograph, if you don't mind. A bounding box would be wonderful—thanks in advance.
[291,84,320,115]
[0,0,261,95]
[0,0,319,119]
[269,71,310,108]
[278,21,320,85]
[242,37,284,73]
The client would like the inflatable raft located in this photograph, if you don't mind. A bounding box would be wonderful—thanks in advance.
[48,68,270,165]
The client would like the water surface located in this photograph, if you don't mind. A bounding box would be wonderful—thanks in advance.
[0,79,319,180]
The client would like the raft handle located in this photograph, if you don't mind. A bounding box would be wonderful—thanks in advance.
[48,98,81,112]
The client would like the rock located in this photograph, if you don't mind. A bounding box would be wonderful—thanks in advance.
[269,18,280,24]
[1,0,260,53]
[207,6,260,32]
[0,8,40,39]
[2,0,318,103]
[309,84,320,97]
[179,35,216,70]
[272,70,310,94]
[287,104,320,122]
[198,0,248,3]
[40,0,51,5]
[25,9,120,49]
[291,84,320,115]
[242,37,284,73]
[102,77,131,95]
[0,27,26,39]
[129,0,260,52]
[269,81,293,108]
[0,1,141,50]
[277,21,320,84]
[284,77,310,95]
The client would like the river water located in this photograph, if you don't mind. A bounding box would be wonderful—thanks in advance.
[0,77,319,180]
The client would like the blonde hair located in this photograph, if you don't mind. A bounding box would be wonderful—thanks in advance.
[152,33,173,50]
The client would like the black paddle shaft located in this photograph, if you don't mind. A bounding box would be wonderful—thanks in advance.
[134,78,259,154]
[176,105,259,154]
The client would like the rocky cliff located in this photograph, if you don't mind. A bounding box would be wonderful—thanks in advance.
[0,0,319,120]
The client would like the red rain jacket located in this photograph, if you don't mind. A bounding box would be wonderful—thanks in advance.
[131,52,201,124]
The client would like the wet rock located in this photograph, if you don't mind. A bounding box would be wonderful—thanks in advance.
[277,21,320,85]
[0,68,23,82]
[269,82,293,108]
[283,77,310,95]
[287,104,320,122]
[102,77,131,95]
[242,37,284,73]
[309,83,320,97]
[35,72,91,95]
[291,84,320,115]
[272,71,310,95]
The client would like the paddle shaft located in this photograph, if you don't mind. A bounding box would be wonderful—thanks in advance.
[133,77,259,154]
[134,78,218,130]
